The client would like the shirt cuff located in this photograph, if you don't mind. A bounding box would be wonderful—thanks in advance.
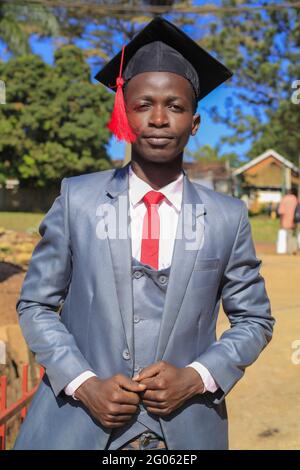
[64,371,97,400]
[185,362,219,393]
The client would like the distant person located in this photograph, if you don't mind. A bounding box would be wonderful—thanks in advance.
[270,202,277,220]
[278,189,298,255]
[266,202,277,220]
[267,202,277,220]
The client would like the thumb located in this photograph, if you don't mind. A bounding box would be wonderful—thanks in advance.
[132,363,161,382]
[117,375,146,391]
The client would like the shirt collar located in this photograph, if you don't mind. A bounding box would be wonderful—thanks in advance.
[128,163,183,212]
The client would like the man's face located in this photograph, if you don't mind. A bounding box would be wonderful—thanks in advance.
[124,71,200,164]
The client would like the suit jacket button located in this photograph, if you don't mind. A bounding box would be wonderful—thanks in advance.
[122,349,130,360]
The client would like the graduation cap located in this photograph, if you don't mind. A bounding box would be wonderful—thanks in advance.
[94,16,233,143]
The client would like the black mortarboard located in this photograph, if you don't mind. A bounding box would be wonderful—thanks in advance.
[94,16,233,143]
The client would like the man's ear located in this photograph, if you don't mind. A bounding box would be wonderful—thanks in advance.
[191,113,200,136]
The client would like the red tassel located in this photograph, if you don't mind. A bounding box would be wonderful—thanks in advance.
[107,46,137,143]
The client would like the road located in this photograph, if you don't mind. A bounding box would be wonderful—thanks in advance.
[218,253,300,450]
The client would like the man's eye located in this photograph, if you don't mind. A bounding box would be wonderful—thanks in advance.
[170,105,182,111]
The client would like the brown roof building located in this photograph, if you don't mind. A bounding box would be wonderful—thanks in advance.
[233,149,300,206]
[183,160,233,194]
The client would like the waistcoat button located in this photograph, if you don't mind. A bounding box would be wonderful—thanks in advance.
[122,349,130,360]
[158,274,168,284]
[133,270,143,279]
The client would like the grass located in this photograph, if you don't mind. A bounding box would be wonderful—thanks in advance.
[249,215,280,244]
[0,212,44,233]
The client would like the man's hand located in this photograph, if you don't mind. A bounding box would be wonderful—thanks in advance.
[132,361,204,417]
[74,375,146,429]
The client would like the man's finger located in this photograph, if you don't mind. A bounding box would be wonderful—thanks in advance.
[133,377,153,387]
[117,374,146,392]
[132,363,162,381]
[107,404,139,414]
[118,389,142,405]
[138,377,161,391]
[143,400,166,409]
[105,419,132,428]
[141,389,165,401]
[106,413,135,421]
[144,406,168,416]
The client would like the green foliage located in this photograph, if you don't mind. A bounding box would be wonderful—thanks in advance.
[2,1,298,168]
[202,0,300,164]
[39,1,197,69]
[185,143,239,167]
[0,2,59,56]
[0,45,114,186]
[249,97,300,162]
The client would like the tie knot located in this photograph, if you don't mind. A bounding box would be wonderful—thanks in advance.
[142,190,165,207]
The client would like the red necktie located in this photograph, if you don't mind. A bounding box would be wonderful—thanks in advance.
[140,190,165,269]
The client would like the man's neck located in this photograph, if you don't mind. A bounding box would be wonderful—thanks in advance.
[130,157,183,190]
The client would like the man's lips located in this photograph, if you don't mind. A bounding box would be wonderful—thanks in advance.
[143,135,174,146]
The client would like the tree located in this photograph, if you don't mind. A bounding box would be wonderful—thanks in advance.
[0,1,59,56]
[46,1,195,64]
[249,94,300,162]
[202,0,300,164]
[57,0,297,164]
[4,1,297,166]
[0,45,113,187]
[185,143,239,167]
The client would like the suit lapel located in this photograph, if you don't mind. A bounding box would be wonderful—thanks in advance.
[101,163,134,360]
[154,175,206,361]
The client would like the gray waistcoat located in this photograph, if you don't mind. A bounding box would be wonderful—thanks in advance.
[106,257,170,450]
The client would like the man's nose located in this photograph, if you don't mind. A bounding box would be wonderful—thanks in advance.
[149,106,169,127]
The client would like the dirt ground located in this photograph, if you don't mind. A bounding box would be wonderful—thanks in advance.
[219,250,300,450]
[0,248,299,450]
[0,263,24,326]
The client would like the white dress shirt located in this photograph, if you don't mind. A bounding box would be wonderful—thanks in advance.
[65,164,218,399]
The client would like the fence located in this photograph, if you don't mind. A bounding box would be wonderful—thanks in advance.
[0,364,44,450]
[0,186,59,212]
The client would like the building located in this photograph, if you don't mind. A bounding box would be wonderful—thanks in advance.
[233,149,300,208]
[183,160,233,194]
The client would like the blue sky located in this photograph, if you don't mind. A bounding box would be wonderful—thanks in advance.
[0,5,253,163]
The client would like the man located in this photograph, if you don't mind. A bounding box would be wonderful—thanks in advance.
[278,189,298,255]
[14,17,274,450]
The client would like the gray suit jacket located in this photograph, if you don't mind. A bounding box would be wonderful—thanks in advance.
[14,163,274,450]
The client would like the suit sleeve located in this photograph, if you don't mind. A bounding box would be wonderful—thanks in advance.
[16,178,95,397]
[193,202,275,405]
